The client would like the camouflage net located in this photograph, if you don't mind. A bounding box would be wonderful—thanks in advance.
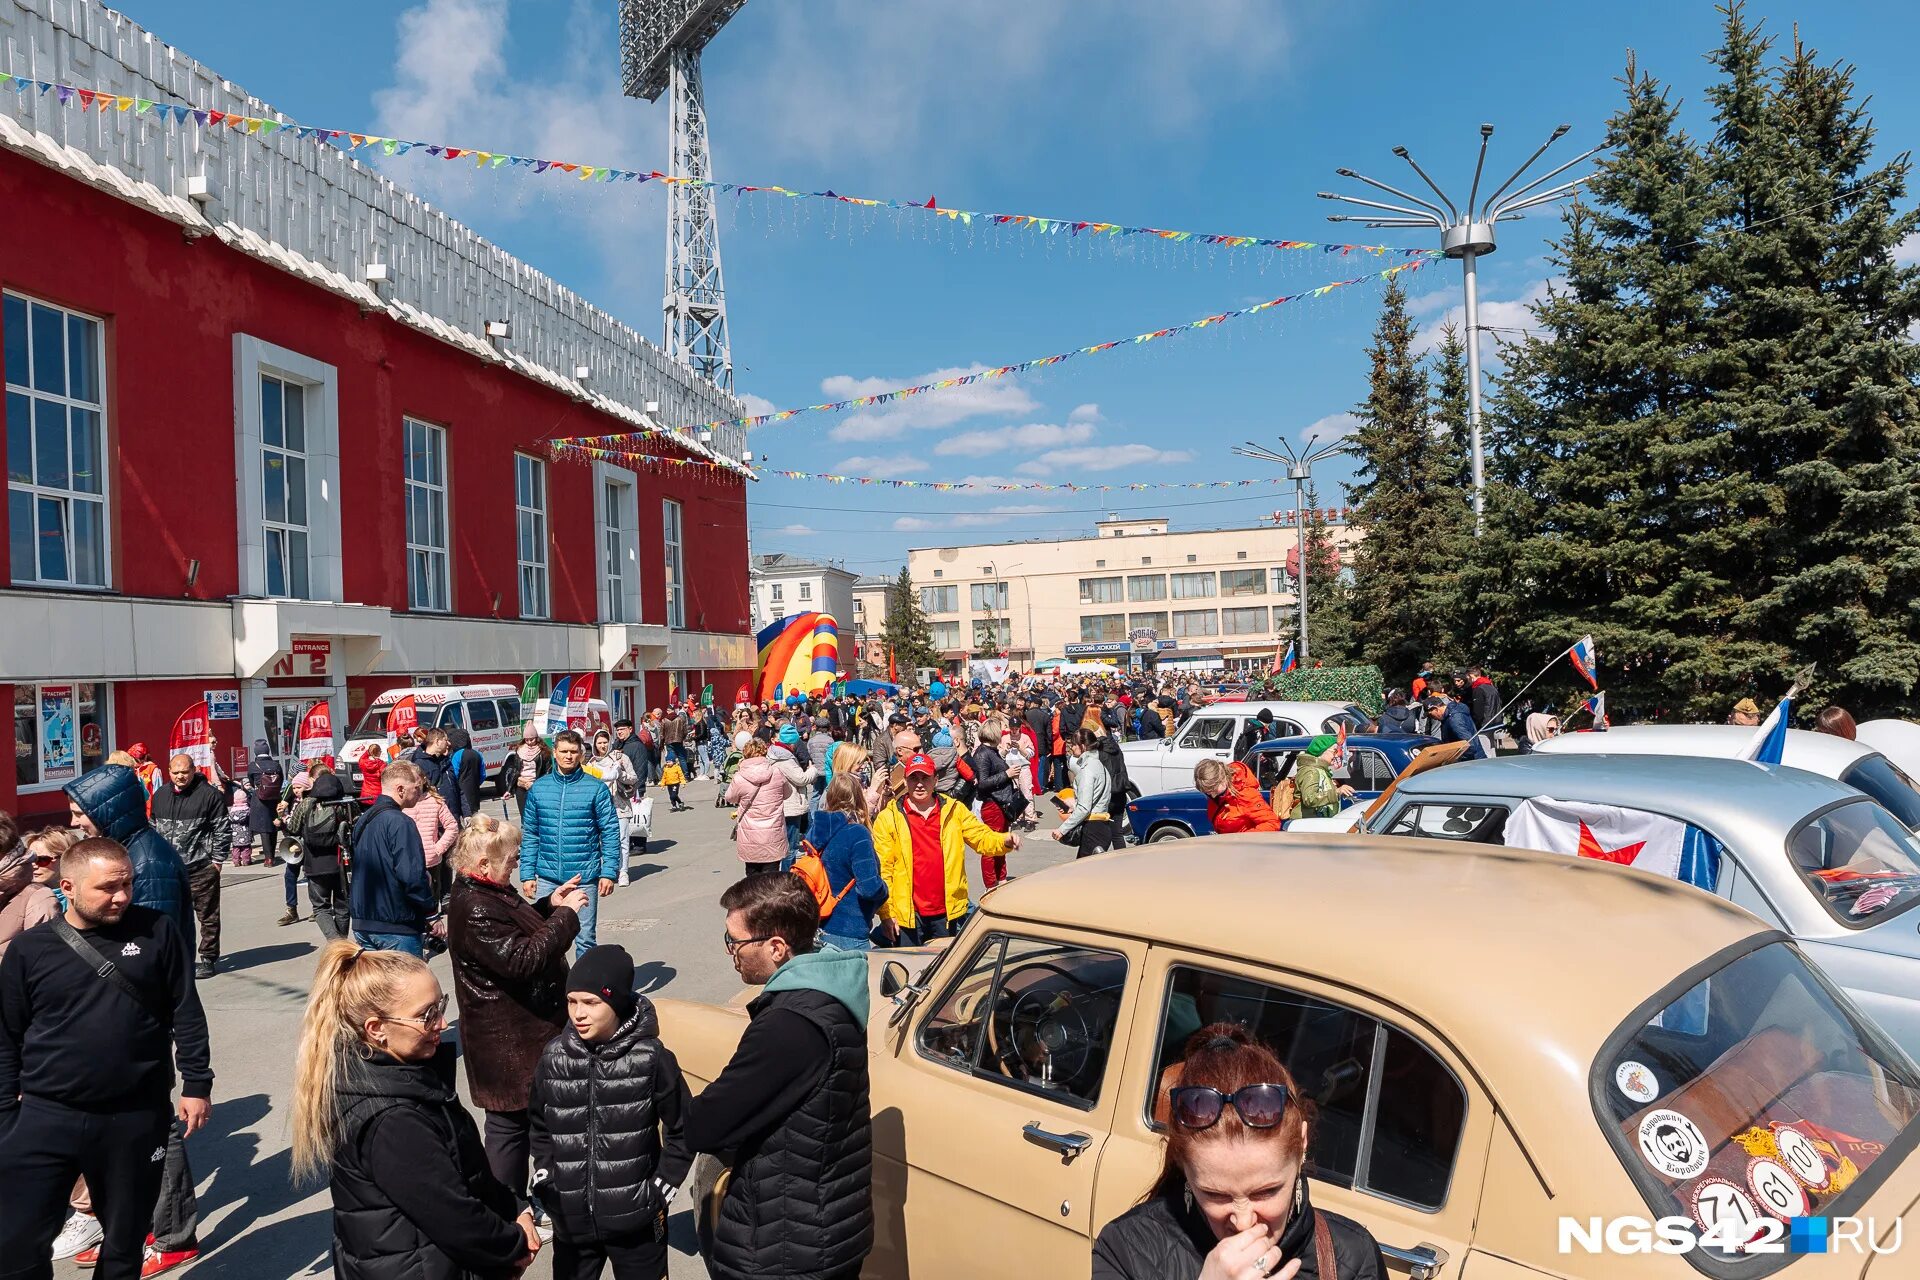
[1248,665,1386,714]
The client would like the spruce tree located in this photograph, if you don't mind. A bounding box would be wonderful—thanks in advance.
[1343,284,1474,683]
[1299,482,1354,663]
[884,565,940,679]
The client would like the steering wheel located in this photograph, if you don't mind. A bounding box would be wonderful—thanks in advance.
[981,961,1110,1085]
[1007,987,1099,1088]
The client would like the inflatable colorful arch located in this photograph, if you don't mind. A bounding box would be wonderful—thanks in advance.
[752,612,840,703]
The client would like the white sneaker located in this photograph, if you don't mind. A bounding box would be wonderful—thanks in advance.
[51,1211,103,1259]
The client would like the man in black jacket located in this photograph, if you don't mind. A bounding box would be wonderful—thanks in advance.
[0,837,213,1280]
[613,719,652,801]
[443,726,484,823]
[149,755,231,980]
[349,760,436,956]
[686,875,872,1280]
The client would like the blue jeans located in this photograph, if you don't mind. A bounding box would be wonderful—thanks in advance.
[538,877,599,956]
[283,861,302,910]
[899,914,958,947]
[781,816,807,871]
[354,929,423,958]
[818,931,872,953]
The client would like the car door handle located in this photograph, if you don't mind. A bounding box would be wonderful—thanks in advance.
[1022,1122,1092,1162]
[1381,1241,1449,1280]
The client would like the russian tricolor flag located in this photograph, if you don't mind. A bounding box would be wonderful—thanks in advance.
[1569,635,1598,690]
[1740,694,1792,766]
[1280,641,1298,674]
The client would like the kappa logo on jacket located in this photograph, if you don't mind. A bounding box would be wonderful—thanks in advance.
[121,941,141,958]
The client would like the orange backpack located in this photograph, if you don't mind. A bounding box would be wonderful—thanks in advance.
[790,839,856,921]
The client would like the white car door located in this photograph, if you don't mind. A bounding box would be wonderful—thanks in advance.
[1160,713,1241,793]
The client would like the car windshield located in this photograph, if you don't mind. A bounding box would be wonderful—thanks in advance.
[1838,754,1920,832]
[1787,800,1920,927]
[350,707,390,737]
[1596,941,1920,1264]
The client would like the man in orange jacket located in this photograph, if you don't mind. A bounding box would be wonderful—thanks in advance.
[1194,758,1282,833]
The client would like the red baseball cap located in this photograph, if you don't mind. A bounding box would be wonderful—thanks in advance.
[902,752,936,778]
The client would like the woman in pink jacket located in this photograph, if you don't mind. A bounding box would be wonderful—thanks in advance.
[723,738,791,875]
[408,783,460,907]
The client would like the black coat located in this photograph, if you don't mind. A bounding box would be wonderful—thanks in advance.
[445,728,484,819]
[329,1044,529,1280]
[528,999,693,1244]
[245,749,283,837]
[149,774,232,869]
[1092,1180,1385,1280]
[1138,706,1165,740]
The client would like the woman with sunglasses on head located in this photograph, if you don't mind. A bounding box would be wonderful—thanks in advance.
[292,940,540,1279]
[0,812,62,962]
[1093,1024,1386,1280]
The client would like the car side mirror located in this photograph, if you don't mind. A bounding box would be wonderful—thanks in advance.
[880,960,910,998]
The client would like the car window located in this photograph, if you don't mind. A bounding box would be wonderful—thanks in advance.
[1838,755,1920,831]
[467,699,501,731]
[1179,716,1237,751]
[436,703,465,730]
[1379,801,1509,843]
[351,706,390,737]
[1787,800,1920,927]
[1595,940,1920,1261]
[918,932,1130,1109]
[1149,966,1464,1210]
[499,696,521,728]
[1343,749,1397,792]
[1254,750,1299,793]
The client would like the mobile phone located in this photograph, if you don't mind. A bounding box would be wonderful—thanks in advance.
[1051,794,1072,814]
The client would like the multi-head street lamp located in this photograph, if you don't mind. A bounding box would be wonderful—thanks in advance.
[1319,124,1602,529]
[1233,434,1351,665]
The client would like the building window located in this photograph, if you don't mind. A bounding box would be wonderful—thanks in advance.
[1127,574,1167,602]
[933,569,943,578]
[972,618,1011,649]
[1095,559,1106,569]
[799,581,812,601]
[1141,557,1152,566]
[1080,614,1125,643]
[1221,567,1266,597]
[1172,609,1220,638]
[259,374,312,599]
[598,469,639,625]
[515,453,549,619]
[663,499,684,628]
[930,621,961,649]
[970,582,1009,612]
[1237,550,1249,560]
[1171,571,1217,599]
[771,583,784,603]
[1111,528,1124,537]
[920,585,958,613]
[1078,575,1123,605]
[1223,606,1270,635]
[5,294,107,588]
[1129,611,1169,636]
[1271,567,1291,595]
[404,418,449,612]
[13,680,109,791]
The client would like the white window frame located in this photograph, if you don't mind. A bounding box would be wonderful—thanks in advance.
[1222,605,1270,636]
[663,498,685,629]
[971,617,1010,649]
[970,582,1009,612]
[930,620,961,650]
[771,583,784,604]
[6,292,111,589]
[13,678,113,795]
[1080,613,1124,643]
[404,417,450,612]
[1171,571,1217,600]
[234,335,341,601]
[1172,608,1220,638]
[594,462,640,625]
[920,585,958,613]
[799,580,812,602]
[515,452,550,620]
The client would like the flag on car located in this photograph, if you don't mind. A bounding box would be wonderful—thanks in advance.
[1506,798,1713,891]
[1584,691,1608,730]
[1331,722,1348,767]
[1569,635,1599,689]
[1739,693,1792,765]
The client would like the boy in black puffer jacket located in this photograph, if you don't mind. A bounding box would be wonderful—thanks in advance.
[529,945,692,1280]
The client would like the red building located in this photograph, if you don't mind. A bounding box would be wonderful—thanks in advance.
[1,5,753,822]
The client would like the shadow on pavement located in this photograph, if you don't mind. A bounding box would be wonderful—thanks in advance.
[220,942,316,973]
[187,1093,322,1264]
[623,863,670,886]
[643,838,679,855]
[634,960,678,993]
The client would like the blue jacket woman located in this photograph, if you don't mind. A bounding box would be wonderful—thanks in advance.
[65,764,193,945]
[806,794,888,952]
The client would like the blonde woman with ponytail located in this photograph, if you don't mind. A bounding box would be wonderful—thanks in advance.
[292,940,539,1278]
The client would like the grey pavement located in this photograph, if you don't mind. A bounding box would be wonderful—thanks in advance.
[54,774,1073,1280]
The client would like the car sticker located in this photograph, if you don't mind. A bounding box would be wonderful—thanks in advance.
[1690,1178,1769,1252]
[1615,1061,1659,1104]
[1747,1158,1810,1221]
[1637,1109,1710,1180]
[1774,1125,1832,1190]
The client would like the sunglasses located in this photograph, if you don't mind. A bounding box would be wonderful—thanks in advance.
[1168,1083,1292,1130]
[384,995,450,1028]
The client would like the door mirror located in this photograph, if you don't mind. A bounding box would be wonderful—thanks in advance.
[880,959,910,998]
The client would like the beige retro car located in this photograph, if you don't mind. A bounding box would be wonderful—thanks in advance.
[657,836,1920,1278]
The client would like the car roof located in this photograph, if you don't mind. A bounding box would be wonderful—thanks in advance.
[980,834,1769,1186]
[1210,700,1356,720]
[1536,724,1873,778]
[1392,752,1862,832]
[369,683,515,706]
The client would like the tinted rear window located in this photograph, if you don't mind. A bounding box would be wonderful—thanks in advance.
[1839,755,1920,831]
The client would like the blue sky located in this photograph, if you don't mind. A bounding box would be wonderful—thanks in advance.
[118,0,1920,575]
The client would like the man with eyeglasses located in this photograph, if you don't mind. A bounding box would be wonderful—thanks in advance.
[686,873,873,1280]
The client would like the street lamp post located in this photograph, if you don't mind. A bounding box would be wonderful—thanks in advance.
[1318,124,1601,530]
[1232,435,1350,665]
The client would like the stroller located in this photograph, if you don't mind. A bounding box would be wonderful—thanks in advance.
[714,746,744,808]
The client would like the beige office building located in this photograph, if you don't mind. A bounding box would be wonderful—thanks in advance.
[905,515,1361,676]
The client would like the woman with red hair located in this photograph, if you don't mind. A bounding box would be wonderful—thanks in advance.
[1093,1024,1386,1279]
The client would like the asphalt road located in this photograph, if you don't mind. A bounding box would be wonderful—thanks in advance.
[53,774,1074,1279]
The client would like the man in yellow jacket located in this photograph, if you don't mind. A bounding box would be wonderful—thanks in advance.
[871,752,1019,945]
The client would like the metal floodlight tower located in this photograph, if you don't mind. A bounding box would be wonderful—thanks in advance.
[619,0,747,394]
[1233,435,1351,664]
[1319,124,1601,530]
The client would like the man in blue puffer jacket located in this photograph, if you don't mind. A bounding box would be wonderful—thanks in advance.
[65,763,193,949]
[518,729,621,956]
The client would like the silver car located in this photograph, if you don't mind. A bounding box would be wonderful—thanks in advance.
[1362,753,1920,1054]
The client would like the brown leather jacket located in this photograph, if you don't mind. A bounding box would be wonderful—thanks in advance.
[446,873,579,1112]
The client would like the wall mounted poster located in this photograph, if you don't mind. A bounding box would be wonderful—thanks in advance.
[39,685,76,782]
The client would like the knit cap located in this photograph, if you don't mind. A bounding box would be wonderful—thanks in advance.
[566,944,636,1021]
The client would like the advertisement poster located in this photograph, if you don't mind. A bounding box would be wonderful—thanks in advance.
[386,695,419,743]
[297,701,334,764]
[204,689,240,721]
[168,701,216,780]
[39,685,77,782]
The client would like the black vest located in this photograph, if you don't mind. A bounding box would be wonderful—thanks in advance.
[529,1005,666,1241]
[711,987,874,1280]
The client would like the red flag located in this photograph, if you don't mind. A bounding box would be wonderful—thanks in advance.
[387,694,419,742]
[297,700,334,767]
[888,645,898,684]
[167,701,216,780]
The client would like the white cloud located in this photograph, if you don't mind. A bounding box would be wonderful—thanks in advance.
[832,454,929,478]
[823,367,1041,442]
[1016,444,1194,476]
[739,392,780,418]
[1068,403,1103,424]
[1415,278,1559,354]
[934,421,1098,456]
[766,523,815,537]
[1405,289,1456,318]
[1300,412,1361,442]
[1895,232,1920,266]
[892,503,1058,532]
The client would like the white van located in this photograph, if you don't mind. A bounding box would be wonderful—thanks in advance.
[527,696,614,746]
[342,684,525,795]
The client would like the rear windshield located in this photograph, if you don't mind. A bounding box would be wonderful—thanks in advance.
[1839,755,1920,831]
[1787,800,1920,927]
[1595,941,1920,1269]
